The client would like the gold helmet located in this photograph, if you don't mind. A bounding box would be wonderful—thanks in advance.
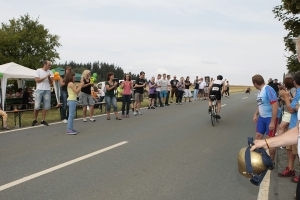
[237,147,267,178]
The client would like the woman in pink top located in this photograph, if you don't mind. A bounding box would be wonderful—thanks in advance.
[120,74,133,118]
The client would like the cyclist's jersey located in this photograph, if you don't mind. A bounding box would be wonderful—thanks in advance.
[209,80,223,100]
[256,85,277,118]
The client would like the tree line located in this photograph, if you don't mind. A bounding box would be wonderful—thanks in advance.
[53,61,141,82]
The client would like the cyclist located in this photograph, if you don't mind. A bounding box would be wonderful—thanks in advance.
[208,75,225,119]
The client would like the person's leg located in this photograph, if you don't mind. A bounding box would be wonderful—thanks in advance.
[126,95,130,115]
[193,89,198,100]
[33,90,43,122]
[179,90,183,103]
[278,121,289,135]
[122,95,126,116]
[67,100,76,131]
[170,89,175,103]
[0,110,8,128]
[61,91,68,120]
[166,91,170,105]
[105,96,111,119]
[217,100,221,115]
[112,97,120,118]
[41,90,51,122]
[158,92,163,106]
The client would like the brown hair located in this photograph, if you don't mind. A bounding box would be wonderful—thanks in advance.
[107,72,114,81]
[284,77,294,90]
[252,74,265,85]
[123,73,131,81]
[64,66,72,75]
[64,71,75,87]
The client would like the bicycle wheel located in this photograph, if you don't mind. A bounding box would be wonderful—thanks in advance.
[215,104,218,122]
[211,105,215,126]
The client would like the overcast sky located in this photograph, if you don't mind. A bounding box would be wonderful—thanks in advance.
[0,0,289,85]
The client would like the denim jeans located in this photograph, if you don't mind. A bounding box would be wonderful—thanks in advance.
[165,91,170,104]
[193,89,198,100]
[122,95,131,115]
[61,90,68,120]
[176,90,184,103]
[105,96,117,112]
[34,90,51,110]
[67,100,76,131]
[155,91,163,106]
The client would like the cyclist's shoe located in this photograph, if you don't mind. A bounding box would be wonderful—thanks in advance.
[216,115,221,119]
[291,175,299,183]
[278,166,295,177]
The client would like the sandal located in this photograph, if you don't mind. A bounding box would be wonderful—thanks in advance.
[107,117,110,120]
[116,117,122,120]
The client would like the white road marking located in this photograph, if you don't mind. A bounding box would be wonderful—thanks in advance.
[0,141,128,191]
[221,104,226,107]
[242,97,248,99]
[257,149,271,200]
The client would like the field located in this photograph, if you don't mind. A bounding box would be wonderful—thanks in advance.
[3,85,256,130]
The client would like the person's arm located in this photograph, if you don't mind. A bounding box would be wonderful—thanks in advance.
[60,76,65,86]
[251,126,298,151]
[81,78,92,88]
[106,82,118,91]
[280,90,297,113]
[253,108,259,123]
[269,102,278,130]
[35,70,51,83]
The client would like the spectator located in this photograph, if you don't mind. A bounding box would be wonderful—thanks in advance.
[198,78,205,100]
[184,76,192,102]
[176,77,185,104]
[80,70,96,122]
[15,88,23,98]
[133,71,146,116]
[148,76,157,109]
[160,73,168,106]
[204,77,210,100]
[165,75,171,106]
[65,71,83,135]
[0,106,10,130]
[120,74,133,118]
[193,76,199,101]
[21,87,34,109]
[272,79,280,95]
[154,74,163,107]
[6,90,13,98]
[224,80,230,97]
[116,81,123,102]
[32,60,54,126]
[59,66,72,123]
[105,72,121,120]
[97,84,105,111]
[170,75,178,103]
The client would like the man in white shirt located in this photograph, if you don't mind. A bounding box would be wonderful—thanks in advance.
[165,75,171,106]
[32,60,54,126]
[154,74,163,107]
[160,74,169,106]
[198,77,206,100]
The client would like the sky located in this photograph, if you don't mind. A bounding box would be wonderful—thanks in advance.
[0,0,290,85]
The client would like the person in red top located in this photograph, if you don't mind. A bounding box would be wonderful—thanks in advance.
[120,74,133,118]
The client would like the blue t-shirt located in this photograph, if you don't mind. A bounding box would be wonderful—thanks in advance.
[289,88,300,129]
[256,85,277,118]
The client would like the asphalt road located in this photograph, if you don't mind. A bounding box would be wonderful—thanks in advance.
[0,92,267,200]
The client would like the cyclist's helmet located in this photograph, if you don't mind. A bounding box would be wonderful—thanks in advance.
[217,75,223,80]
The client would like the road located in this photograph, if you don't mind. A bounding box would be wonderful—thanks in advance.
[0,92,274,200]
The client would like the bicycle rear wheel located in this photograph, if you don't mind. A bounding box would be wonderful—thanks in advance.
[211,106,215,126]
[215,105,218,122]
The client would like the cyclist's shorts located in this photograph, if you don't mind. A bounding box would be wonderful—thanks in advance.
[209,91,221,100]
[256,116,278,137]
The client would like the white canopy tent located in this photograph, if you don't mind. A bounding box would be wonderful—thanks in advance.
[0,62,36,110]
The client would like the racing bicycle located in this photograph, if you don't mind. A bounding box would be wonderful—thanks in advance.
[209,95,218,126]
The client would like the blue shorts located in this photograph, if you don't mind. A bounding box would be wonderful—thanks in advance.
[160,90,167,98]
[256,116,278,137]
[34,90,51,110]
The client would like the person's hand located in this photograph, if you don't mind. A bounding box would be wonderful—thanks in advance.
[269,121,275,130]
[253,115,258,123]
[296,103,299,110]
[114,82,118,86]
[278,85,285,90]
[279,90,289,99]
[250,140,268,151]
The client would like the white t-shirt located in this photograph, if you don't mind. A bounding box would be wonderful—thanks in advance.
[199,81,206,89]
[167,80,171,91]
[35,69,54,90]
[155,79,161,92]
[161,78,168,91]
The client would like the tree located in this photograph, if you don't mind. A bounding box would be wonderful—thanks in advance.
[0,14,61,69]
[273,1,300,73]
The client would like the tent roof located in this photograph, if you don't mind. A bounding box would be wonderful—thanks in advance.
[53,67,81,82]
[0,62,36,79]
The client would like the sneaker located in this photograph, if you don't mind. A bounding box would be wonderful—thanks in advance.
[215,115,221,119]
[179,103,182,105]
[151,106,155,109]
[278,167,295,177]
[62,119,68,123]
[32,120,38,126]
[89,118,96,122]
[165,104,170,106]
[41,120,49,126]
[72,130,79,133]
[2,127,10,130]
[67,130,77,135]
[291,175,299,183]
[83,118,87,122]
[148,106,150,109]
[138,111,142,115]
[133,111,137,116]
[175,103,178,105]
[160,105,164,107]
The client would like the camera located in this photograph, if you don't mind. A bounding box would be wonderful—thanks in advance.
[113,78,119,87]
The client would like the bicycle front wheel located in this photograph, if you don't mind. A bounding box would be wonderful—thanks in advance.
[211,106,215,126]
